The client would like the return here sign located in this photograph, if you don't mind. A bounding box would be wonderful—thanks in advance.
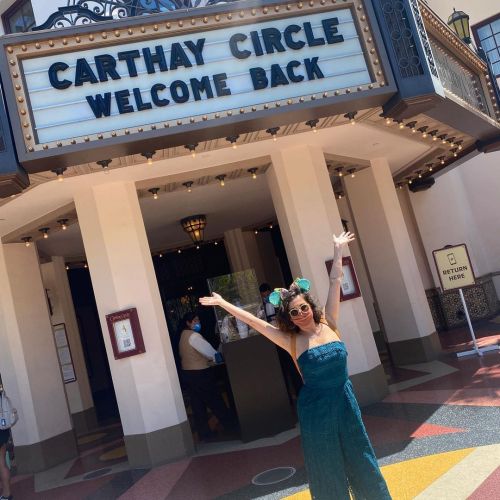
[432,244,476,291]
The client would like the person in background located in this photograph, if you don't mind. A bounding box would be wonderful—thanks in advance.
[0,428,12,500]
[178,312,234,441]
[258,283,277,323]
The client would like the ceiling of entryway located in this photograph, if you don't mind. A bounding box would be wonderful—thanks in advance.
[1,108,472,259]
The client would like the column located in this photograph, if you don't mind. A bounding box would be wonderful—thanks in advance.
[345,158,440,364]
[224,227,266,283]
[41,257,97,434]
[74,182,193,468]
[267,145,387,405]
[0,243,77,473]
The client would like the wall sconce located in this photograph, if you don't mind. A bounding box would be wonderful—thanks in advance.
[248,168,258,179]
[418,126,428,138]
[96,159,112,173]
[447,8,471,44]
[305,119,319,132]
[185,143,198,158]
[406,121,417,133]
[344,111,357,125]
[51,167,67,182]
[141,151,156,165]
[266,127,280,141]
[148,187,159,200]
[226,135,239,149]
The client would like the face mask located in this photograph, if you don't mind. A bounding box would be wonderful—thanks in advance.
[192,323,201,333]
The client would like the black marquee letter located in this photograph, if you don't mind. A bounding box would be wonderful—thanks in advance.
[284,25,305,50]
[286,60,304,82]
[229,33,251,59]
[48,62,72,90]
[115,89,134,113]
[170,80,190,103]
[213,73,231,96]
[86,93,112,118]
[249,67,268,90]
[151,83,169,106]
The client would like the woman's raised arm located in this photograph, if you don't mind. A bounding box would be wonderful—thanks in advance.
[199,293,291,352]
[324,232,355,329]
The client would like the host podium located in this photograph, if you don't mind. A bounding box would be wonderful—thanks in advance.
[222,334,295,442]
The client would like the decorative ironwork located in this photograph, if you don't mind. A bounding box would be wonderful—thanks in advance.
[430,38,491,116]
[67,0,238,18]
[33,6,112,30]
[379,0,424,78]
[408,0,439,78]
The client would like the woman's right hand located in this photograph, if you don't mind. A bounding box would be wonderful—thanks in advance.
[199,293,223,307]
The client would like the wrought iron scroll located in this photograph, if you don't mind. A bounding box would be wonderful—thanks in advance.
[430,38,491,117]
[67,0,238,18]
[33,6,113,30]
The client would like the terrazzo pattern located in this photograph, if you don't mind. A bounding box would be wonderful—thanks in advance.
[7,325,500,499]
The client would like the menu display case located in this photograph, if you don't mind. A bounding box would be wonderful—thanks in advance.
[207,269,262,343]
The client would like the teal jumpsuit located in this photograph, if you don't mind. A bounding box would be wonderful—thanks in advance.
[297,340,392,500]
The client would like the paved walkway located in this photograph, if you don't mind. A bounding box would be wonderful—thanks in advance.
[8,319,500,499]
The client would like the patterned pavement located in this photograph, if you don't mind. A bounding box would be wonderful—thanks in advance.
[8,321,500,500]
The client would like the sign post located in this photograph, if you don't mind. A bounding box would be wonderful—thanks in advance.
[433,244,499,357]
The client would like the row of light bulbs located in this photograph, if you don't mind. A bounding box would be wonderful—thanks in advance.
[147,168,260,199]
[21,218,69,246]
[49,114,360,181]
[154,239,222,256]
[382,115,464,150]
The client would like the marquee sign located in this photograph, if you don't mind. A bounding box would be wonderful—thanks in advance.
[0,0,394,172]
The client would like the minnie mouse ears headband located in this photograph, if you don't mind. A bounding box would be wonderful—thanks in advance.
[268,278,311,307]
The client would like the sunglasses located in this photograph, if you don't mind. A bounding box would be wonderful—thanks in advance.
[289,303,310,318]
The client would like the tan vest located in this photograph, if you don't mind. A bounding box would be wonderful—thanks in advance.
[179,329,210,371]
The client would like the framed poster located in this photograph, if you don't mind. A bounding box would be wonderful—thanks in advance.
[105,308,146,360]
[53,323,77,384]
[325,256,361,301]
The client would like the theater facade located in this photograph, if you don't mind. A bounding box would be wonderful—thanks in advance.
[0,0,499,473]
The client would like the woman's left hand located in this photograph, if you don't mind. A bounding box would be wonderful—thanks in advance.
[333,231,355,250]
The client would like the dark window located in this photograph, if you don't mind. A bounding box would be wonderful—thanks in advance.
[473,14,500,77]
[3,0,35,34]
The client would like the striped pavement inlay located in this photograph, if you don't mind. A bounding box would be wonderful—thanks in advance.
[414,443,500,500]
[284,447,478,500]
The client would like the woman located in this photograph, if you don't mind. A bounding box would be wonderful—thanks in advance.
[177,313,233,441]
[0,428,12,500]
[200,232,391,499]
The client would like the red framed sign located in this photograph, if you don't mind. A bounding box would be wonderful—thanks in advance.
[325,256,361,301]
[105,308,146,360]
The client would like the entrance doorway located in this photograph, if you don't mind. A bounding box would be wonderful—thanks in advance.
[67,268,119,423]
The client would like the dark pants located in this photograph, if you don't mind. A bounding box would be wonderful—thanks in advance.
[182,368,233,438]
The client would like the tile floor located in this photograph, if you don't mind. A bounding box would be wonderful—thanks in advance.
[7,319,500,499]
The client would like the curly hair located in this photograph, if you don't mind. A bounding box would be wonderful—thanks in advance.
[275,287,323,334]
